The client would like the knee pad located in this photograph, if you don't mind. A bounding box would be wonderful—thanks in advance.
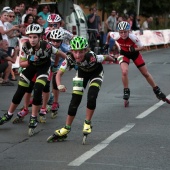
[32,82,44,105]
[68,94,82,116]
[52,73,58,90]
[12,85,27,104]
[26,81,35,93]
[43,80,50,93]
[87,86,99,110]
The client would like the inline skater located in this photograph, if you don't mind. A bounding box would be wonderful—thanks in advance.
[47,36,114,144]
[104,21,169,107]
[0,24,67,136]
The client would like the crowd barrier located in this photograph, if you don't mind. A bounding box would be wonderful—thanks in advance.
[132,29,170,47]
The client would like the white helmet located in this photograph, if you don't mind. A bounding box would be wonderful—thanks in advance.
[25,24,43,35]
[117,21,130,31]
[47,14,61,23]
[50,29,64,40]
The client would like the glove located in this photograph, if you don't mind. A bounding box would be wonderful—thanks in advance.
[103,44,109,50]
[58,85,66,92]
[28,55,35,64]
[51,65,58,73]
[129,46,135,52]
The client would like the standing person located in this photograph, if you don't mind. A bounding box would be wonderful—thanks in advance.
[24,14,34,27]
[105,10,117,32]
[38,5,50,29]
[47,36,114,143]
[104,21,169,106]
[19,2,26,16]
[0,10,19,41]
[12,5,22,26]
[21,5,33,24]
[0,24,67,136]
[141,16,153,30]
[87,7,101,51]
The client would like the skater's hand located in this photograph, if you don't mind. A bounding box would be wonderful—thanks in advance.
[129,46,135,52]
[58,85,66,92]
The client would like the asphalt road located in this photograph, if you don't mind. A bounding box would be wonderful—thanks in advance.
[0,48,170,170]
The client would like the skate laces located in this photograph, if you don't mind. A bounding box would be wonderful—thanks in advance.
[55,126,70,136]
[2,113,12,121]
[29,116,38,126]
[52,102,59,110]
[18,109,29,117]
[40,108,47,115]
[83,121,92,134]
[124,88,130,95]
[153,86,166,99]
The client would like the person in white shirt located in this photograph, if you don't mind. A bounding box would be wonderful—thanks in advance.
[21,5,33,24]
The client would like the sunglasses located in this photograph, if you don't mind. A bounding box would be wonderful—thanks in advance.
[49,24,58,27]
[9,15,15,18]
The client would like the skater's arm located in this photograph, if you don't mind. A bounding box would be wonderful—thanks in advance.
[56,70,66,92]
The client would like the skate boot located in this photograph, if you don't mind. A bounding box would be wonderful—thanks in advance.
[51,102,59,119]
[0,112,13,125]
[12,108,29,124]
[123,88,130,107]
[39,108,47,123]
[82,120,92,145]
[47,126,71,142]
[28,116,38,136]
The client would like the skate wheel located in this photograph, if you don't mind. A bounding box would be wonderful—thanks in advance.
[82,135,87,145]
[12,117,24,124]
[28,128,35,137]
[51,111,58,119]
[39,116,46,123]
[124,100,129,107]
[47,135,56,143]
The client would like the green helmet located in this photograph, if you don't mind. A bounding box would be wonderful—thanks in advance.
[70,36,88,50]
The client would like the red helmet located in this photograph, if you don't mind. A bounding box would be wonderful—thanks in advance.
[47,14,61,23]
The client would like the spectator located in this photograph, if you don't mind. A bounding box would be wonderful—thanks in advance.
[0,10,19,41]
[105,10,117,32]
[141,16,153,30]
[32,7,37,19]
[24,14,34,27]
[34,16,45,27]
[38,5,50,29]
[12,5,22,25]
[0,39,19,86]
[19,2,25,16]
[21,5,33,24]
[131,14,140,31]
[87,7,101,51]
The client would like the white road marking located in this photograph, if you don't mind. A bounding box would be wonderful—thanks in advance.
[136,94,170,119]
[68,123,135,166]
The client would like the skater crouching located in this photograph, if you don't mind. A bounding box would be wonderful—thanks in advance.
[47,36,114,143]
[0,24,67,136]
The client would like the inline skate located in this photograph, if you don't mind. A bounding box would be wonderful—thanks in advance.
[82,120,92,145]
[0,112,13,125]
[51,102,59,119]
[153,86,170,104]
[47,126,71,142]
[39,108,47,123]
[28,116,38,136]
[12,108,29,124]
[123,88,130,107]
